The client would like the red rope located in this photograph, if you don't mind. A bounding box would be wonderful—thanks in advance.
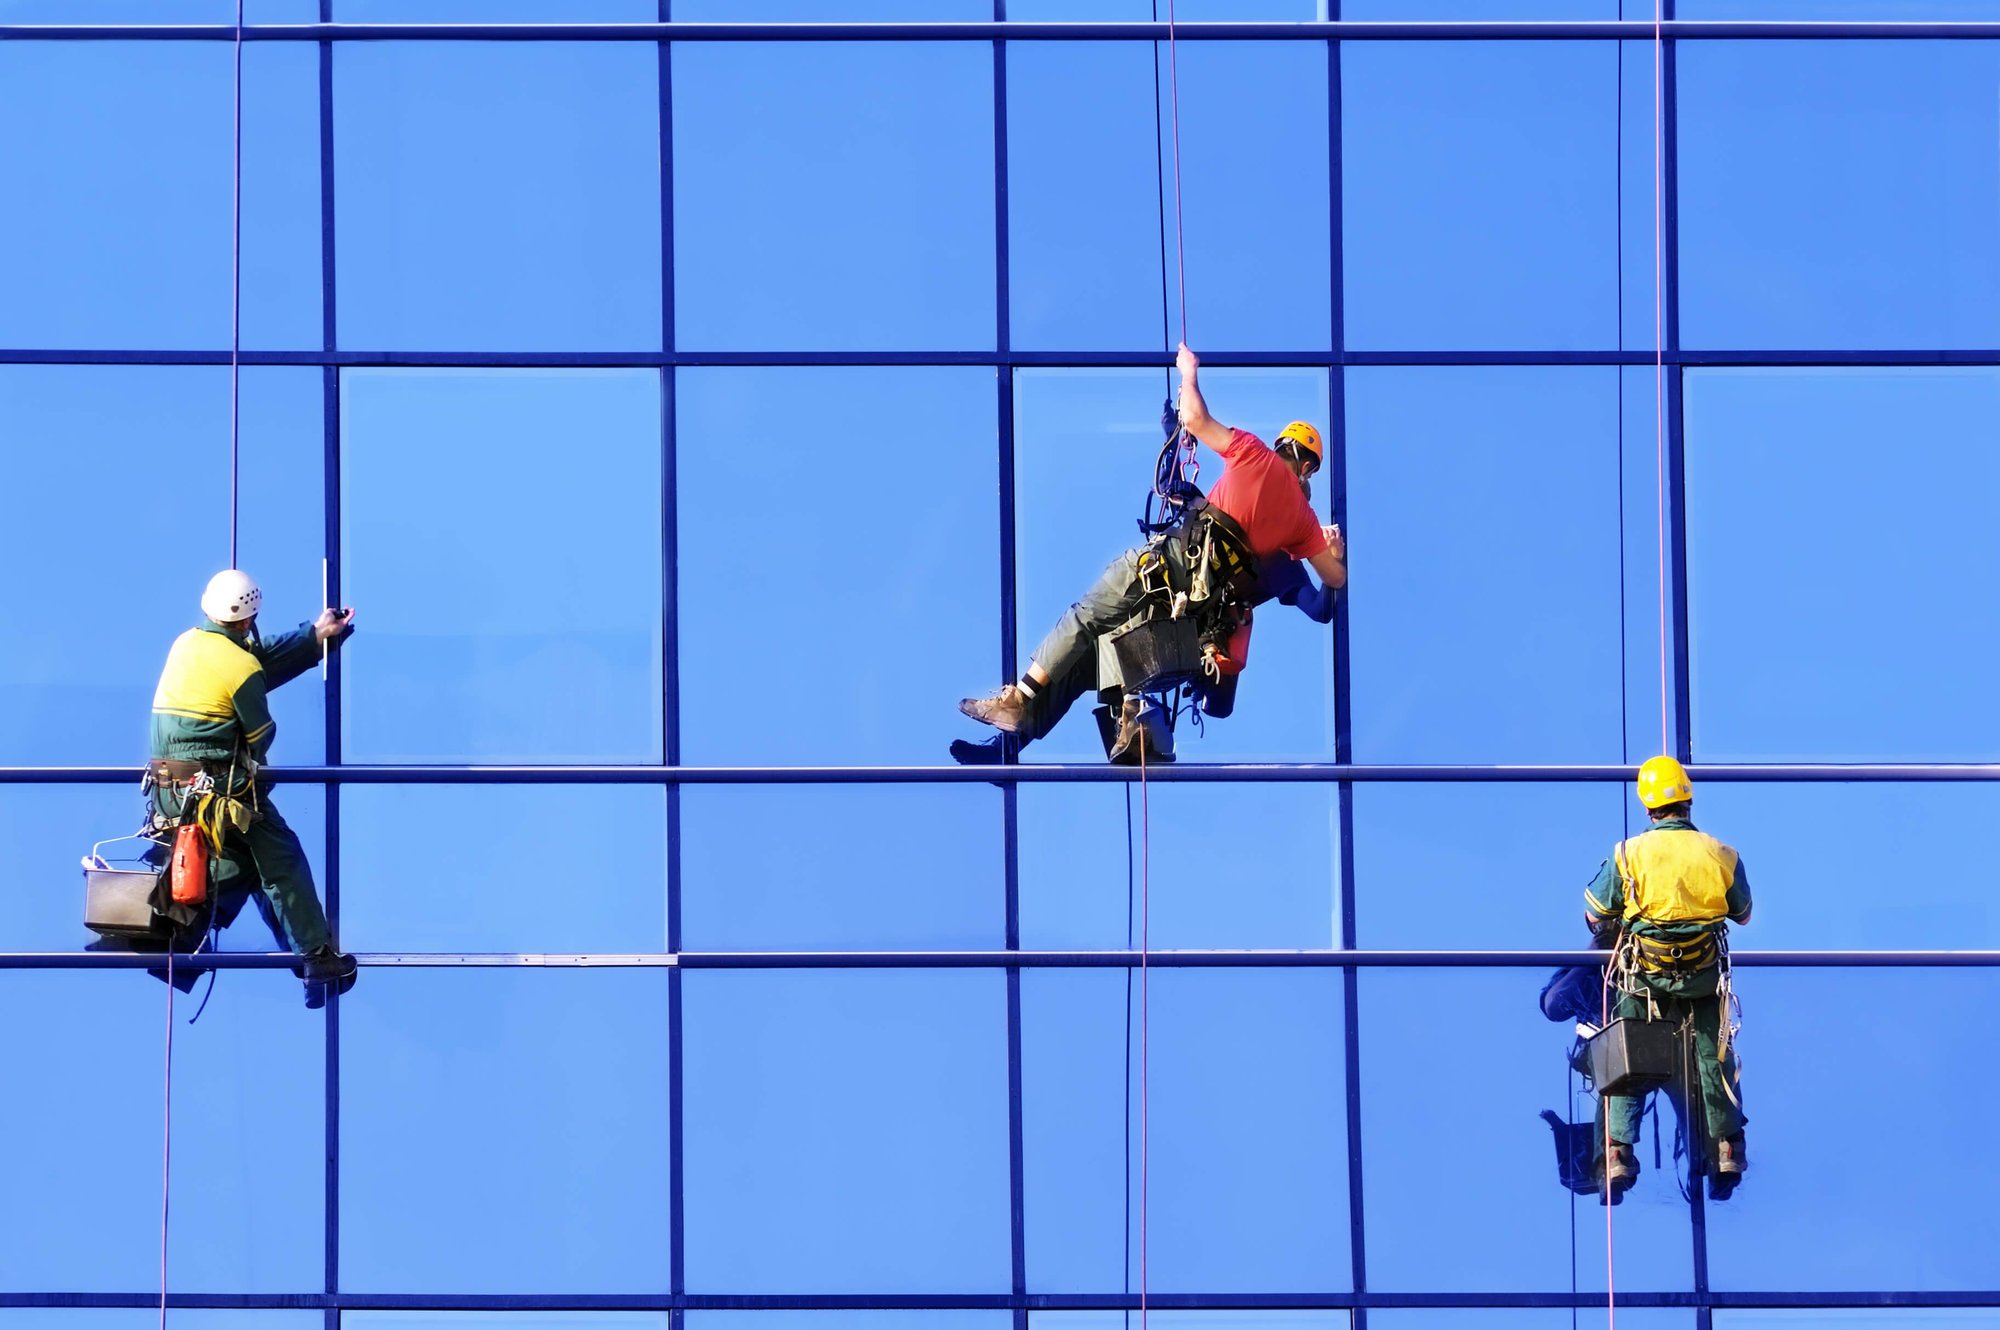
[159,950,176,1330]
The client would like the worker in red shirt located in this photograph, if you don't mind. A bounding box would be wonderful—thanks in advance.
[961,342,1347,736]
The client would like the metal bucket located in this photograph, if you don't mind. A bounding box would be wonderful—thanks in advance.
[82,836,167,939]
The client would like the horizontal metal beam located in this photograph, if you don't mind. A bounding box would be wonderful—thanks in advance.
[14,762,2000,785]
[10,21,2000,41]
[11,348,2000,368]
[7,1291,2000,1311]
[10,949,1999,970]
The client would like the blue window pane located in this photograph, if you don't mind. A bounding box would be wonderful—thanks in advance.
[1023,968,1351,1293]
[1353,783,1629,949]
[1719,1316,2000,1329]
[1012,368,1336,763]
[690,1319,1009,1330]
[335,43,661,351]
[676,367,996,764]
[1346,367,1626,762]
[346,1318,671,1330]
[1696,783,1999,949]
[0,0,312,16]
[1019,784,1338,950]
[673,43,994,351]
[1360,969,1695,1295]
[341,786,666,952]
[1679,42,2000,350]
[0,1315,320,1330]
[1034,1319,1347,1330]
[340,969,672,1293]
[1706,970,2000,1292]
[1007,2,1322,16]
[676,1,989,15]
[1685,368,2000,760]
[0,972,322,1292]
[1006,42,1168,352]
[1010,42,1329,351]
[340,368,663,762]
[683,970,1012,1293]
[0,366,323,766]
[1346,1,1616,12]
[1370,1315,1691,1330]
[0,42,319,350]
[1344,41,1618,350]
[1679,1,2000,15]
[337,2,654,15]
[681,787,1003,950]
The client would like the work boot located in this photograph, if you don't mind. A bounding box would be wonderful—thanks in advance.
[1105,695,1147,764]
[1598,1141,1638,1197]
[1714,1134,1747,1178]
[958,684,1032,734]
[302,945,358,1009]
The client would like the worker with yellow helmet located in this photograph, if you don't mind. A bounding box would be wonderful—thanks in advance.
[960,342,1346,750]
[1581,756,1753,1199]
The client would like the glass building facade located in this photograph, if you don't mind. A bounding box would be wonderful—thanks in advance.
[3,5,1999,1328]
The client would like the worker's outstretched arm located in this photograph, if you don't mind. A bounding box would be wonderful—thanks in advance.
[1307,525,1347,592]
[1175,343,1235,452]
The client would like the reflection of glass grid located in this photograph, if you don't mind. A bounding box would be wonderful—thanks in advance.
[4,12,1999,1324]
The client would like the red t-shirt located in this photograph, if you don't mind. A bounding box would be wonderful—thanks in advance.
[1205,428,1329,562]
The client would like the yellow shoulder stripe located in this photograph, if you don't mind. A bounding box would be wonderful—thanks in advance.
[152,628,262,720]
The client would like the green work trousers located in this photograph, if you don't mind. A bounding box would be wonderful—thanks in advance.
[152,784,332,955]
[1593,980,1746,1167]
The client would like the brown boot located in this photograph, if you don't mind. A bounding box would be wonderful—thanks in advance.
[959,684,1032,734]
[1714,1134,1747,1178]
[1105,695,1147,763]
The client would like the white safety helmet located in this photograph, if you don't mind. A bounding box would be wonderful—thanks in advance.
[200,569,262,624]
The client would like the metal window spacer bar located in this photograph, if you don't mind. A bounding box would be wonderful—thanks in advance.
[15,762,2000,785]
[12,21,2000,40]
[8,949,2000,970]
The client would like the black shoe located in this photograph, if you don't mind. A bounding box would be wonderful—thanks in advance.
[950,735,1009,765]
[302,946,358,1009]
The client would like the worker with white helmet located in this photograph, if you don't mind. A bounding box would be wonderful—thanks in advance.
[1582,756,1754,1200]
[149,569,358,1006]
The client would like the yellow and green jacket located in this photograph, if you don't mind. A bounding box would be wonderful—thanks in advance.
[150,620,322,766]
[1583,817,1752,988]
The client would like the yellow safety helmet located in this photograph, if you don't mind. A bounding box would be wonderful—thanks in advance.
[1636,755,1693,809]
[1275,421,1324,471]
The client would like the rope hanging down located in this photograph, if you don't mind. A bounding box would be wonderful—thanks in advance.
[1604,7,1673,1326]
[1133,1,1190,1323]
[163,9,247,1327]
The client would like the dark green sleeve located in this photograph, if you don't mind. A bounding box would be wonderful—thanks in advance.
[255,621,322,691]
[1727,856,1752,924]
[1583,855,1624,926]
[232,670,278,763]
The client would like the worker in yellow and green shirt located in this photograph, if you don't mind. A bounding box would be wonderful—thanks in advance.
[1582,756,1752,1199]
[149,569,357,1007]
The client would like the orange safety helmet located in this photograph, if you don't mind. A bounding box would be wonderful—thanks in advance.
[1275,421,1324,471]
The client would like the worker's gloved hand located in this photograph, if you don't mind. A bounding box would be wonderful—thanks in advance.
[1161,399,1179,441]
[314,607,357,647]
